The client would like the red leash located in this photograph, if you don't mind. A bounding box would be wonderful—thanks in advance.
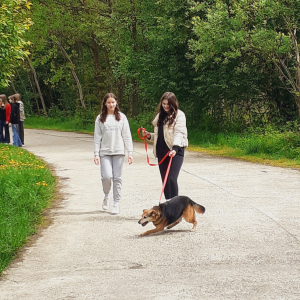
[137,127,173,203]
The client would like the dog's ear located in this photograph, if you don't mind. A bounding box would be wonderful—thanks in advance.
[143,209,146,213]
[150,210,157,217]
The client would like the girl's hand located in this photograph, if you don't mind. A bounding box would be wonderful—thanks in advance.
[142,130,149,137]
[128,156,133,165]
[169,150,176,157]
[94,156,100,165]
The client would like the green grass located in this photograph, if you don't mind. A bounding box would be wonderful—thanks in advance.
[188,129,300,167]
[0,144,56,274]
[25,115,94,134]
[25,116,300,168]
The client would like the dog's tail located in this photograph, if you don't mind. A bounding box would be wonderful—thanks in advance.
[192,202,205,214]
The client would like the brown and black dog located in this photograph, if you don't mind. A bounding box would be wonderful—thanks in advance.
[138,196,205,236]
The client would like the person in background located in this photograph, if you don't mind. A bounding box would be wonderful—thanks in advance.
[94,93,133,215]
[0,98,4,143]
[15,93,25,145]
[0,94,11,144]
[142,92,188,199]
[8,95,22,147]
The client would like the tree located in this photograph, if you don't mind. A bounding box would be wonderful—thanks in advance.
[0,0,32,88]
[189,0,300,124]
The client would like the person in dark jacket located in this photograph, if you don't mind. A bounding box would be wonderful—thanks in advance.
[9,95,22,147]
[0,97,5,143]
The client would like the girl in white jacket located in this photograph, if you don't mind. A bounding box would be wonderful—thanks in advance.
[143,92,188,199]
[94,93,133,214]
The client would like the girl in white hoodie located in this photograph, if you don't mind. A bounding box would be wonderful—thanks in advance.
[94,93,133,214]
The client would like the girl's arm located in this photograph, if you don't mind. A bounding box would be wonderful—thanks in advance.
[173,112,187,147]
[94,115,102,164]
[6,104,11,123]
[121,115,133,160]
[19,102,24,117]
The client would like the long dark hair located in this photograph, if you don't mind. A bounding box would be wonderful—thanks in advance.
[0,94,8,109]
[100,93,121,123]
[157,92,178,126]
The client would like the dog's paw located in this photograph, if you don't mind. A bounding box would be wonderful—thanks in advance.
[140,233,145,237]
[191,228,196,232]
[166,226,171,229]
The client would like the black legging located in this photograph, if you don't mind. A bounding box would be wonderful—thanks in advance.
[158,154,184,199]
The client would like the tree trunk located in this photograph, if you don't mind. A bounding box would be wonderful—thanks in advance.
[55,39,86,109]
[130,0,138,117]
[131,78,138,117]
[26,56,48,117]
[91,33,103,88]
[295,95,300,117]
[103,45,113,91]
[117,76,124,108]
[10,79,17,93]
[27,72,40,115]
[15,69,28,94]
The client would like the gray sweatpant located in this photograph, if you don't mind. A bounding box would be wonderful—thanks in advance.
[100,155,125,203]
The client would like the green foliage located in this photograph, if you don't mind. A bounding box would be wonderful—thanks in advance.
[25,114,95,133]
[0,0,32,88]
[0,144,56,274]
[188,0,300,126]
[189,123,300,160]
[3,0,300,132]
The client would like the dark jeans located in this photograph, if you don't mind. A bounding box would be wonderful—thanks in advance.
[18,121,24,144]
[0,120,9,143]
[158,154,184,199]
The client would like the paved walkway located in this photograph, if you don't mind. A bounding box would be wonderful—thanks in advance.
[0,129,300,299]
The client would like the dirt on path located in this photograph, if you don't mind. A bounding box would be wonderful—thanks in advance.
[0,129,300,300]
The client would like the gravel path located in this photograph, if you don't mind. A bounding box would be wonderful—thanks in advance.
[1,129,300,300]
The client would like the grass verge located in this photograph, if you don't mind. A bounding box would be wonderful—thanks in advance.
[25,116,300,168]
[0,144,56,275]
[25,115,94,134]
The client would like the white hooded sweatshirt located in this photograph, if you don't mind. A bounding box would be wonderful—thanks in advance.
[94,112,133,157]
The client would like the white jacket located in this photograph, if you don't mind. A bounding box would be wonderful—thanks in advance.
[149,110,188,157]
[18,101,25,121]
[94,112,133,157]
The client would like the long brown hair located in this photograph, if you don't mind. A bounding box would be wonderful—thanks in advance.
[100,93,121,123]
[12,93,21,102]
[157,92,178,126]
[8,94,17,102]
[0,94,8,109]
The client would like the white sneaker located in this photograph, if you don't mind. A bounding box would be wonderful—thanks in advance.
[102,197,109,210]
[111,203,119,215]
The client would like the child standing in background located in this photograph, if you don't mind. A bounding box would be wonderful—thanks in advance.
[0,98,5,143]
[0,94,11,144]
[15,94,25,145]
[8,95,22,147]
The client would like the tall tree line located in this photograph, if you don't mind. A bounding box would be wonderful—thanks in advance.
[2,0,300,131]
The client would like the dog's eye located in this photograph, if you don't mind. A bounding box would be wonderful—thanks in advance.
[143,216,147,219]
